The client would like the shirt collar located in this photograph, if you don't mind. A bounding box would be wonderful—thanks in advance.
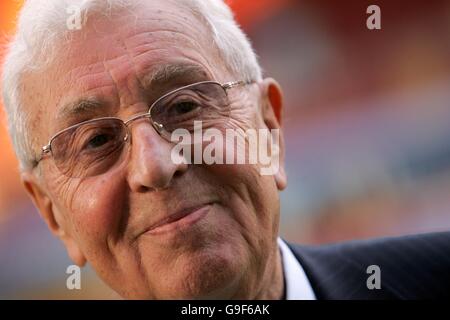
[278,237,316,300]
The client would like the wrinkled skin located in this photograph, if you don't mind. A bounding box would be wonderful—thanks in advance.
[21,0,287,299]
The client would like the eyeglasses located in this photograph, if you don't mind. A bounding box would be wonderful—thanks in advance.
[36,80,253,178]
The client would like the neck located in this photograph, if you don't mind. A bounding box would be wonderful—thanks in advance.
[200,239,285,300]
[253,240,284,299]
[228,239,284,300]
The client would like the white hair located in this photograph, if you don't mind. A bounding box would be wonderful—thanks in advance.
[1,0,262,171]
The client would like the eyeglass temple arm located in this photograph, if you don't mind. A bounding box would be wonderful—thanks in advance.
[222,80,255,90]
[35,144,51,164]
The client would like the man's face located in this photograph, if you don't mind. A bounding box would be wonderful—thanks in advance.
[23,0,286,299]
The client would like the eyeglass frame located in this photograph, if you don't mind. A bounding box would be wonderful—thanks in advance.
[35,79,254,167]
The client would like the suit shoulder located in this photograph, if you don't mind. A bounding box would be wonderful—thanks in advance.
[286,231,450,299]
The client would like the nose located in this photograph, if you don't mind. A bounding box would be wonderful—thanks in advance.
[126,122,188,192]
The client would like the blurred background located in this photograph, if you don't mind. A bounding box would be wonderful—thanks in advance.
[1,0,450,299]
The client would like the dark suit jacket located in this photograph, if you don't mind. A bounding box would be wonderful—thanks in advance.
[287,231,450,299]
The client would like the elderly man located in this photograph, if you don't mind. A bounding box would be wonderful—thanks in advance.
[2,0,450,300]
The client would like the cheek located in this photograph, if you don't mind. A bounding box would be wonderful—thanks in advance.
[203,163,279,238]
[198,164,280,280]
[55,173,128,247]
[89,181,125,230]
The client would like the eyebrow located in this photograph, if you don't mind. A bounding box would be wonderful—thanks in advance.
[56,63,210,123]
[57,98,105,122]
[141,64,209,89]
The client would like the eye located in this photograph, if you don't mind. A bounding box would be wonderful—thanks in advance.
[172,101,200,115]
[86,134,112,149]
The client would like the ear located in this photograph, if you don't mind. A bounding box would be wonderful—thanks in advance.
[21,171,87,267]
[259,78,287,190]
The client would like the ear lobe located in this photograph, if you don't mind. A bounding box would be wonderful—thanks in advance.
[65,240,87,267]
[21,172,87,267]
[22,172,60,234]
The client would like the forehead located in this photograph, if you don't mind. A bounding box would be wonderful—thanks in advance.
[61,1,221,89]
[69,1,213,61]
[24,0,228,140]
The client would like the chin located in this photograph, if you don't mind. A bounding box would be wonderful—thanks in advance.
[152,242,245,299]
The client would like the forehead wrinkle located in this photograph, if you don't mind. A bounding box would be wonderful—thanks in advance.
[119,8,220,81]
[118,2,210,43]
[64,74,118,106]
[101,55,143,112]
[55,68,118,123]
[54,62,119,113]
[124,28,206,53]
[116,30,208,73]
[122,30,216,83]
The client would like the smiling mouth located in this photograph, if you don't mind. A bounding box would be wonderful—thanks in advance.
[144,203,212,236]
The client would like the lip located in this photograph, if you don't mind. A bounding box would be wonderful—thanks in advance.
[143,203,212,236]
